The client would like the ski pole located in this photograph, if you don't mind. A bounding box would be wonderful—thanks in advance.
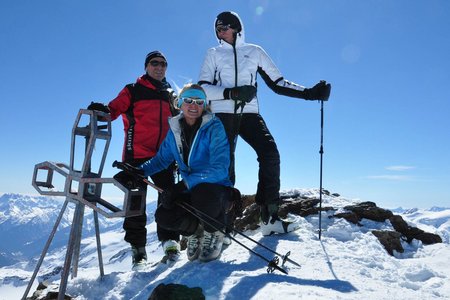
[318,99,324,240]
[317,81,331,240]
[181,200,301,269]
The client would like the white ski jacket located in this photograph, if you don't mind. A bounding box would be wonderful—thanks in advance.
[198,11,308,114]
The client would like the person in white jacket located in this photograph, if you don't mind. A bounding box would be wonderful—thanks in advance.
[198,11,331,235]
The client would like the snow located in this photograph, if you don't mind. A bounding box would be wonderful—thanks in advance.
[0,190,449,299]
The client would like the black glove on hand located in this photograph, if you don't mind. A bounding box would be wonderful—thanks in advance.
[160,181,187,209]
[303,80,331,101]
[114,170,143,190]
[112,161,144,178]
[224,85,257,103]
[87,102,110,114]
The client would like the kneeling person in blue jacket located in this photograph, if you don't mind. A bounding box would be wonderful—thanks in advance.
[140,83,233,262]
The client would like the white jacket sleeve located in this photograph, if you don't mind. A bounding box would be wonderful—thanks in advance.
[256,46,311,98]
[198,48,227,100]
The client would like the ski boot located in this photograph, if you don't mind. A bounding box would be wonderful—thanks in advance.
[260,203,300,236]
[131,245,147,271]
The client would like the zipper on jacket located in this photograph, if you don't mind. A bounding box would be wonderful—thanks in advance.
[187,130,200,168]
[233,43,238,86]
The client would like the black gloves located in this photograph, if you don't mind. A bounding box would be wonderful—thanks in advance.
[87,102,110,114]
[160,181,187,209]
[224,85,257,103]
[112,161,145,190]
[114,170,144,190]
[302,80,331,101]
[112,160,144,177]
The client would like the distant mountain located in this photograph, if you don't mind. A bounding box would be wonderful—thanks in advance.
[0,193,123,267]
[395,206,450,243]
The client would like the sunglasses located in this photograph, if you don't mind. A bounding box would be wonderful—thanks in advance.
[148,60,167,67]
[216,24,231,33]
[181,97,206,106]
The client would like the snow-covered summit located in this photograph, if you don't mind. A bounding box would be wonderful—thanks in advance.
[0,191,449,299]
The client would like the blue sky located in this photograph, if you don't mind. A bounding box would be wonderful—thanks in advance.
[1,0,449,209]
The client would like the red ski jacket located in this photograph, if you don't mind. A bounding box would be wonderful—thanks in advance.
[108,75,174,162]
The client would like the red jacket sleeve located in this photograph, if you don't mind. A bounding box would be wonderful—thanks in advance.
[108,87,132,121]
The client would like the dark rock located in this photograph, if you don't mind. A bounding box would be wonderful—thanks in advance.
[390,215,442,244]
[334,212,362,225]
[148,283,205,300]
[278,199,321,217]
[234,202,260,232]
[233,195,329,231]
[389,215,410,234]
[27,289,73,300]
[415,232,443,244]
[372,230,404,256]
[344,201,393,222]
[37,281,48,291]
[44,291,73,300]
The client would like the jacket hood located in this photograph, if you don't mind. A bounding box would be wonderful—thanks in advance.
[214,11,245,46]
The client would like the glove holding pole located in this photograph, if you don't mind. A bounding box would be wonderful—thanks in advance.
[112,160,163,192]
[223,85,257,113]
[223,85,257,103]
[112,161,145,190]
[302,80,331,101]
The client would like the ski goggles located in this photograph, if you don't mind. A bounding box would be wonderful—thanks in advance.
[216,24,232,33]
[148,60,167,67]
[178,89,206,108]
[178,88,207,108]
[180,97,205,107]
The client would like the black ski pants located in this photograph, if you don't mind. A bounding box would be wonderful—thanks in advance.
[216,113,280,206]
[155,183,231,235]
[122,161,179,248]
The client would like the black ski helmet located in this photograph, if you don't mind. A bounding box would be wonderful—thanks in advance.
[215,11,242,33]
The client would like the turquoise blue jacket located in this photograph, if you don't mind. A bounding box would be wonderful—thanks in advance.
[140,112,232,190]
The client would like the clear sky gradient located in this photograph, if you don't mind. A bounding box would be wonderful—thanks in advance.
[1,0,449,209]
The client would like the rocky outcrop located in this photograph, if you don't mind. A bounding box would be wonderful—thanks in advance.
[234,195,333,232]
[372,230,404,255]
[336,201,394,223]
[389,215,442,244]
[233,192,442,256]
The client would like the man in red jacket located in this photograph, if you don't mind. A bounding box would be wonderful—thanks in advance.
[88,51,179,270]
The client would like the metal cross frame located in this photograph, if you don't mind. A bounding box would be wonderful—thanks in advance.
[22,109,146,300]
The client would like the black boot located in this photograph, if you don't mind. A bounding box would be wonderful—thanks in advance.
[131,245,147,270]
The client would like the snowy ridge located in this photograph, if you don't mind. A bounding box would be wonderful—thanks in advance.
[0,193,123,268]
[0,191,449,300]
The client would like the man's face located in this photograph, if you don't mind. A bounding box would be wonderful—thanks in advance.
[145,59,167,81]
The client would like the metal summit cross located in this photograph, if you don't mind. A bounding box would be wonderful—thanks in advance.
[23,109,146,300]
